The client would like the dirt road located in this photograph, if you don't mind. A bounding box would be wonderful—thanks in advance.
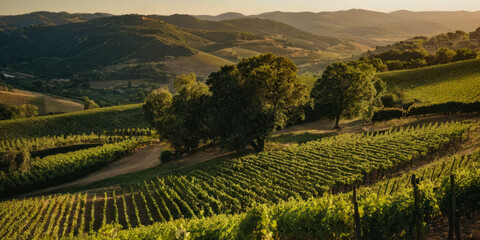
[24,143,163,196]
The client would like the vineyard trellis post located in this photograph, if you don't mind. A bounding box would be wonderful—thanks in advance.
[447,174,461,240]
[353,185,361,240]
[411,174,422,240]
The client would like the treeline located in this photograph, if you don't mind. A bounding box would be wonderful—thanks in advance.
[144,54,311,155]
[373,101,480,122]
[144,54,388,155]
[77,63,172,83]
[0,103,38,120]
[364,29,480,71]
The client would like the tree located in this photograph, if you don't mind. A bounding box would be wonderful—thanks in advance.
[453,48,477,62]
[207,53,310,152]
[143,74,211,153]
[435,48,456,64]
[167,74,211,152]
[143,88,173,132]
[83,98,99,110]
[311,62,379,129]
[17,104,38,118]
[0,103,17,120]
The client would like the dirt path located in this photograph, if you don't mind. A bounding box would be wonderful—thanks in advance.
[24,144,164,196]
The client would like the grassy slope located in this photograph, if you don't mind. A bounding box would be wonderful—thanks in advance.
[0,89,84,114]
[164,51,234,76]
[0,103,147,140]
[379,59,480,104]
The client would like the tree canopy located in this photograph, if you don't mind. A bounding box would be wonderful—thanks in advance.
[311,62,382,129]
[207,53,310,152]
[143,74,211,153]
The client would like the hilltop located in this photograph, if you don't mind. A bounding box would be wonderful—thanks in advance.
[0,11,111,29]
[197,10,480,45]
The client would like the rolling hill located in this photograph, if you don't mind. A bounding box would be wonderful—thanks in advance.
[379,58,480,104]
[0,11,111,29]
[0,13,367,79]
[0,89,84,114]
[197,10,480,45]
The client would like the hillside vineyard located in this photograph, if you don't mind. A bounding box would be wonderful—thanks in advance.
[0,121,472,239]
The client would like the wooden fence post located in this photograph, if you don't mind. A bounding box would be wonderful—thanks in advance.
[353,186,361,240]
[411,174,421,240]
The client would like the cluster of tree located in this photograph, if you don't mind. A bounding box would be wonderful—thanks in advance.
[144,54,311,154]
[0,103,38,120]
[367,39,478,71]
[76,64,172,83]
[144,54,385,155]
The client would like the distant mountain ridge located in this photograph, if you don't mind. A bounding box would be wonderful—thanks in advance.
[196,9,480,45]
[0,11,112,29]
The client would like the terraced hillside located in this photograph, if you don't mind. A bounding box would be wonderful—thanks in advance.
[379,59,480,104]
[0,104,147,140]
[0,121,472,239]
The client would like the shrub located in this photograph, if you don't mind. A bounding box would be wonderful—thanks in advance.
[372,108,406,122]
[407,101,480,116]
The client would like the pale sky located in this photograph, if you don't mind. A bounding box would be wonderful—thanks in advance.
[1,0,480,16]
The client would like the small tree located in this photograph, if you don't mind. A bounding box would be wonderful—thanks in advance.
[453,48,477,62]
[143,74,211,153]
[83,98,99,110]
[311,62,379,129]
[208,53,310,152]
[17,104,38,118]
[0,103,17,120]
[435,48,456,64]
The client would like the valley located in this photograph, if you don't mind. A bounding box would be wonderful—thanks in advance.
[1,5,480,240]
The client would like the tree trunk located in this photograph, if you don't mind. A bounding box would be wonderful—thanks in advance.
[333,115,341,129]
[256,137,265,152]
[250,137,265,153]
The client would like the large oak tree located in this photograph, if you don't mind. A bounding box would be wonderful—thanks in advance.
[311,62,381,129]
[207,53,310,152]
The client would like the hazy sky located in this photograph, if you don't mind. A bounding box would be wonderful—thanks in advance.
[1,0,480,15]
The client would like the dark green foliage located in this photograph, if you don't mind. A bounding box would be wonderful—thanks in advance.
[408,101,480,116]
[16,104,38,118]
[144,74,211,152]
[372,108,406,122]
[370,29,479,71]
[208,53,310,152]
[0,103,18,120]
[0,103,38,120]
[159,150,174,163]
[437,167,480,220]
[434,48,456,64]
[453,48,478,62]
[311,62,380,128]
